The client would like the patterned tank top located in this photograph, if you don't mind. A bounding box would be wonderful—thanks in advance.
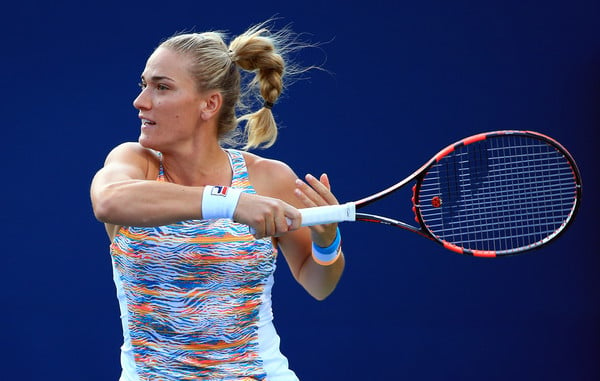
[110,149,298,380]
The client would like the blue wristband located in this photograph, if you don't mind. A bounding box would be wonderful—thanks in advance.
[312,228,342,266]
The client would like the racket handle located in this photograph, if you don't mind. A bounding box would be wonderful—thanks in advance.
[247,203,356,235]
[299,202,356,226]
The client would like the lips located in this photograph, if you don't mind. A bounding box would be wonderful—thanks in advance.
[139,116,156,126]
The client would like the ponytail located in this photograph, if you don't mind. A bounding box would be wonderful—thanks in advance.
[229,24,285,149]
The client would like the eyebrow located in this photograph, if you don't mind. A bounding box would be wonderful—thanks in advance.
[141,75,175,82]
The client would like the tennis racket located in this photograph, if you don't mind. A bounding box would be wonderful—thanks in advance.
[299,130,582,257]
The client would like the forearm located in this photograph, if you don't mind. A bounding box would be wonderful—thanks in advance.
[92,179,203,226]
[297,251,345,301]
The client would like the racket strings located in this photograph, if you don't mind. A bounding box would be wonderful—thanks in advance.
[418,135,578,253]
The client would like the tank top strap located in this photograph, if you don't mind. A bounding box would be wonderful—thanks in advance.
[156,151,166,182]
[225,149,255,193]
[156,149,250,190]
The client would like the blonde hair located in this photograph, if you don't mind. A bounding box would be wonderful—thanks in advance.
[159,22,294,149]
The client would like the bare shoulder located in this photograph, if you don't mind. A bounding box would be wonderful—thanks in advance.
[106,142,157,163]
[104,142,160,180]
[241,151,299,201]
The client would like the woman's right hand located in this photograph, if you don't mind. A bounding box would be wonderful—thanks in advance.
[234,193,302,239]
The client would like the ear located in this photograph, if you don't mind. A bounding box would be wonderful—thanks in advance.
[199,91,223,121]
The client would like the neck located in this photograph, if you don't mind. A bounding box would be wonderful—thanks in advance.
[161,139,233,187]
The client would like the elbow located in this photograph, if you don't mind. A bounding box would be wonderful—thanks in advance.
[314,294,329,302]
[308,286,337,302]
[92,195,114,223]
[91,186,119,223]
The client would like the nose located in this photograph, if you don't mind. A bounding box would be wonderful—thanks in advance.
[133,88,150,110]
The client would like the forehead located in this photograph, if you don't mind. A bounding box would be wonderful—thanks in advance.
[142,47,192,80]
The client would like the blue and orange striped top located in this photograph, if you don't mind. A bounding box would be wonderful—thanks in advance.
[109,149,298,380]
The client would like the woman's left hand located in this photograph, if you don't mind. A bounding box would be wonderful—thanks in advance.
[294,173,339,247]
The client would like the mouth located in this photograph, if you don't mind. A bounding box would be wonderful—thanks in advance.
[140,117,156,127]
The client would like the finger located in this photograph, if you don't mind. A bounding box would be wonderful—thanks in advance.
[304,173,339,205]
[295,179,326,207]
[284,206,302,230]
[319,173,331,190]
[251,227,262,239]
[294,180,316,207]
[253,221,266,239]
[264,214,276,237]
[273,212,289,235]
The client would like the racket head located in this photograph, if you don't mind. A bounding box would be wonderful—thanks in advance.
[414,130,582,257]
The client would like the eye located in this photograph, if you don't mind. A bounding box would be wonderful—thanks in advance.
[156,83,169,91]
[138,81,147,89]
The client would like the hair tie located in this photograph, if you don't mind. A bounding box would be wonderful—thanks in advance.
[263,101,274,110]
[227,49,237,64]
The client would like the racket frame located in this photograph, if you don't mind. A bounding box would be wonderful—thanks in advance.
[348,130,582,257]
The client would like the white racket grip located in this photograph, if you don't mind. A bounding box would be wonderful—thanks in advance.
[247,202,355,236]
[299,202,356,227]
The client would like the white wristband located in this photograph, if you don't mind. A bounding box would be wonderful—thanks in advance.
[202,186,243,220]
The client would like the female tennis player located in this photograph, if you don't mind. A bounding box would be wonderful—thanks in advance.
[90,23,344,380]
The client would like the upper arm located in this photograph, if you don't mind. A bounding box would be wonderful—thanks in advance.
[90,142,156,238]
[247,156,312,280]
[91,143,154,200]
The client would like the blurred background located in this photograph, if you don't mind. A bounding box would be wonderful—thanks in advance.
[1,0,598,380]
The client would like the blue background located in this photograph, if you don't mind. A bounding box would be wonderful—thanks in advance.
[2,1,599,380]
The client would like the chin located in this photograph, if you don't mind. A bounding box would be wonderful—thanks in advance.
[139,135,173,154]
[138,134,158,150]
